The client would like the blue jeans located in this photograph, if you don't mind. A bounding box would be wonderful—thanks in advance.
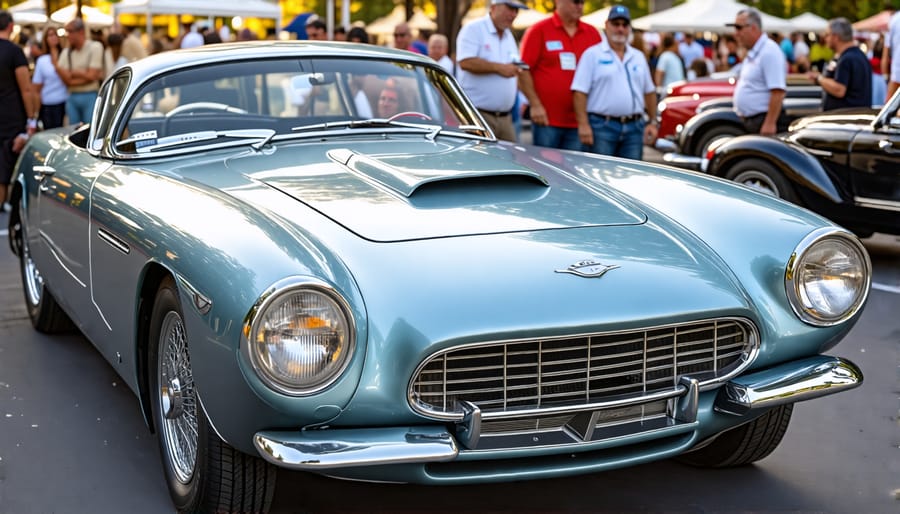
[588,114,645,160]
[66,91,98,126]
[532,125,585,151]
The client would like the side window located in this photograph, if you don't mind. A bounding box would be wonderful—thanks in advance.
[88,72,130,151]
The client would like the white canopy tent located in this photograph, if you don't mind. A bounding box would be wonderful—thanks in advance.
[581,7,612,30]
[112,0,282,36]
[51,4,114,28]
[790,12,828,33]
[9,0,48,25]
[366,5,406,39]
[631,0,796,34]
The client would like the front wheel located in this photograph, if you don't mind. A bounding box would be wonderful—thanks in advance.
[15,201,74,333]
[148,277,276,514]
[676,404,793,468]
[724,158,800,204]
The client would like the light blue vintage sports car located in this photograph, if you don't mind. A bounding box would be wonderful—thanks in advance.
[8,41,869,514]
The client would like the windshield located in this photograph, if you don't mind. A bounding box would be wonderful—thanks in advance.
[115,56,489,155]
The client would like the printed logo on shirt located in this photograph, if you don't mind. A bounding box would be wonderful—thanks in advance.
[599,58,614,65]
[546,40,564,51]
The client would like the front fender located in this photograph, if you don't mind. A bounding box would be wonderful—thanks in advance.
[680,108,744,155]
[706,135,843,203]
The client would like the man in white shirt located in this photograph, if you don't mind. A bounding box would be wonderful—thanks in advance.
[727,8,787,135]
[427,33,454,74]
[456,0,526,142]
[571,5,657,160]
[678,33,704,71]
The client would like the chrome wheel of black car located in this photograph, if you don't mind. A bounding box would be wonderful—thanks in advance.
[695,124,745,157]
[676,403,793,468]
[725,158,799,204]
[16,202,74,333]
[149,277,276,514]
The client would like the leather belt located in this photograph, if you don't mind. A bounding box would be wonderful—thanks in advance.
[589,113,644,123]
[478,108,512,117]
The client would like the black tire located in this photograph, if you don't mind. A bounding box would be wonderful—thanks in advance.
[724,158,800,204]
[676,404,793,468]
[15,202,75,333]
[693,124,745,157]
[148,277,276,514]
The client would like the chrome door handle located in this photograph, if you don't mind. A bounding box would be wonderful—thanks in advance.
[33,165,56,193]
[33,165,56,180]
[877,140,900,154]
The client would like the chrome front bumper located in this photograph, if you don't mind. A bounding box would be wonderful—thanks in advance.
[253,355,861,471]
[713,355,863,415]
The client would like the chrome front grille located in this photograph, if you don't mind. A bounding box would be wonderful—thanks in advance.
[410,318,756,418]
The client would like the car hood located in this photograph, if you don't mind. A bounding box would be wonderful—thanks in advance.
[228,139,647,242]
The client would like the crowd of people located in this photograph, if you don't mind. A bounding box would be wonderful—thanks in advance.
[1,3,893,208]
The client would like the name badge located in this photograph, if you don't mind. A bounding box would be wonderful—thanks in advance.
[546,40,564,51]
[559,52,576,70]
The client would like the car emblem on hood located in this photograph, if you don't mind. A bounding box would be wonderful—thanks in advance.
[555,260,620,278]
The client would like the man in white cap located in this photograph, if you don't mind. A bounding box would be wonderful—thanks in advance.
[456,0,527,142]
[571,4,657,160]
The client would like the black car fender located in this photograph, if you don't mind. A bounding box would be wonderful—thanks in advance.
[706,135,843,203]
[679,108,745,155]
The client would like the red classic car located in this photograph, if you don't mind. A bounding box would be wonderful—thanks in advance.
[657,76,738,143]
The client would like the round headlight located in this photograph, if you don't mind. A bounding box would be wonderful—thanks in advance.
[786,229,871,326]
[246,280,354,395]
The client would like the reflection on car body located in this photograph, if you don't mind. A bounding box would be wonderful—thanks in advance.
[7,41,870,514]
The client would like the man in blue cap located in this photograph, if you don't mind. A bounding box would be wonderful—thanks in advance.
[571,4,657,160]
[456,0,527,142]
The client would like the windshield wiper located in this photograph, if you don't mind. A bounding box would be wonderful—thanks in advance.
[118,128,276,153]
[291,118,445,140]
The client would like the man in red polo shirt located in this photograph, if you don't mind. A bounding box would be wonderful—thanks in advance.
[518,0,601,150]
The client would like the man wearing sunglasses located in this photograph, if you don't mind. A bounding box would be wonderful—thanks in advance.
[518,0,601,151]
[571,5,656,160]
[726,8,788,135]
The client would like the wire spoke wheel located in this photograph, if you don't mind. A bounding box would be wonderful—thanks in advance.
[157,310,198,484]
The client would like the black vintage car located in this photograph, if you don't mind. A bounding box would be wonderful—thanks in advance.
[703,91,900,238]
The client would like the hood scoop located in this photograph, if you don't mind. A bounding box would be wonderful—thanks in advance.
[328,148,550,198]
[258,143,646,242]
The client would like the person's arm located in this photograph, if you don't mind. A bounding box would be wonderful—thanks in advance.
[643,91,658,145]
[815,72,847,99]
[573,91,592,147]
[760,89,785,135]
[517,69,546,125]
[457,57,519,78]
[13,65,39,152]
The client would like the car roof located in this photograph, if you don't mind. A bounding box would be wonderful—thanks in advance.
[123,40,435,85]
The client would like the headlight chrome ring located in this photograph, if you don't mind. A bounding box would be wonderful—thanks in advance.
[785,228,871,326]
[243,277,355,396]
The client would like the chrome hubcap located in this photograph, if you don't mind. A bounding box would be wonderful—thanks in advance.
[161,377,183,419]
[157,311,197,484]
[733,170,779,197]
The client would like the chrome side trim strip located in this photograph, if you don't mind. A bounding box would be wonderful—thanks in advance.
[253,426,458,470]
[714,356,863,416]
[854,196,900,212]
[96,227,131,255]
